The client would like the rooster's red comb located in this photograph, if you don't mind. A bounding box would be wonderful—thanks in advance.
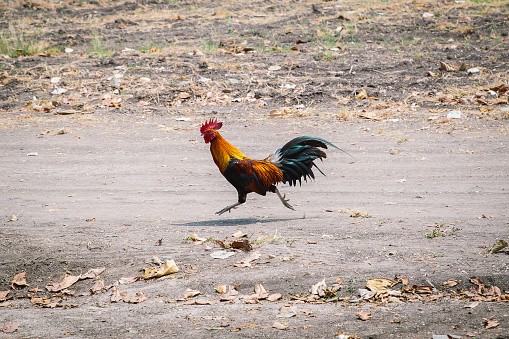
[200,118,223,133]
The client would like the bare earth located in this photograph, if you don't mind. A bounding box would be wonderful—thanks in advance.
[0,1,508,338]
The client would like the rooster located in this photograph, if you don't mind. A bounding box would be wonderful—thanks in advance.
[201,118,344,215]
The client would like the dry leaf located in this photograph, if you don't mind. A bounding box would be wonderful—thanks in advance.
[90,279,107,294]
[190,233,207,244]
[366,278,397,292]
[46,275,80,292]
[141,259,179,279]
[310,279,327,296]
[412,285,433,294]
[80,267,105,279]
[232,230,247,238]
[272,321,288,330]
[234,251,260,267]
[465,301,479,309]
[356,310,372,321]
[231,239,252,251]
[215,285,228,294]
[254,283,269,299]
[268,293,282,302]
[442,279,458,287]
[355,89,368,100]
[395,274,409,285]
[489,239,508,253]
[11,272,28,288]
[2,321,18,334]
[0,291,9,301]
[484,318,499,329]
[183,288,201,299]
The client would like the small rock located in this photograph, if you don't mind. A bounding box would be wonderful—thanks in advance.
[64,48,73,53]
[8,215,18,222]
[268,65,281,71]
[467,67,480,75]
[51,87,67,95]
[422,12,434,18]
[50,77,61,84]
[447,110,462,119]
[27,152,38,156]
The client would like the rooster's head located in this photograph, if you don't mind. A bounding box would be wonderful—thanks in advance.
[200,118,223,143]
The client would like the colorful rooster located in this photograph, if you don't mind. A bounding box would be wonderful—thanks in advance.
[200,118,343,215]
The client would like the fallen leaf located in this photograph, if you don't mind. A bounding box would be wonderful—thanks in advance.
[11,272,28,289]
[90,279,107,294]
[268,293,282,302]
[484,318,499,329]
[254,283,269,299]
[80,267,105,279]
[442,279,458,287]
[356,310,372,321]
[355,89,368,100]
[395,274,409,285]
[366,278,397,292]
[141,259,179,279]
[234,251,260,267]
[190,233,207,244]
[2,321,18,333]
[310,279,327,296]
[0,291,9,301]
[46,275,80,292]
[277,305,297,318]
[465,301,479,309]
[272,321,288,330]
[489,239,508,254]
[8,215,17,222]
[412,285,433,294]
[231,239,253,251]
[183,288,201,299]
[232,231,247,238]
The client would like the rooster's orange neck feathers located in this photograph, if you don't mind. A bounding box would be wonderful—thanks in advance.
[209,131,248,173]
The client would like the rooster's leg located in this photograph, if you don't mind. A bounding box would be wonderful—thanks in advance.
[216,192,247,215]
[216,202,242,215]
[275,187,295,211]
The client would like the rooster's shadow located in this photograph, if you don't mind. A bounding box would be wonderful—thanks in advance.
[173,217,302,227]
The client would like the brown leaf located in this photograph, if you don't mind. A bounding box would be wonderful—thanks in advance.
[232,231,247,238]
[254,283,269,299]
[90,279,107,294]
[442,279,458,287]
[310,279,327,296]
[141,259,179,279]
[234,251,260,268]
[0,291,9,301]
[80,267,105,279]
[484,318,499,329]
[46,275,80,292]
[189,233,207,244]
[272,321,288,330]
[231,239,252,251]
[268,293,283,302]
[2,321,18,333]
[110,288,126,302]
[11,272,28,289]
[366,278,397,292]
[183,288,201,299]
[356,311,372,321]
[395,274,409,285]
[412,285,433,294]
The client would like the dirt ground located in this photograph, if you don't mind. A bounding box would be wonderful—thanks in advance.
[1,0,508,338]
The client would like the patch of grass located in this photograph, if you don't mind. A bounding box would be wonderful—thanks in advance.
[425,223,461,239]
[0,28,49,57]
[89,31,114,58]
[202,40,221,51]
